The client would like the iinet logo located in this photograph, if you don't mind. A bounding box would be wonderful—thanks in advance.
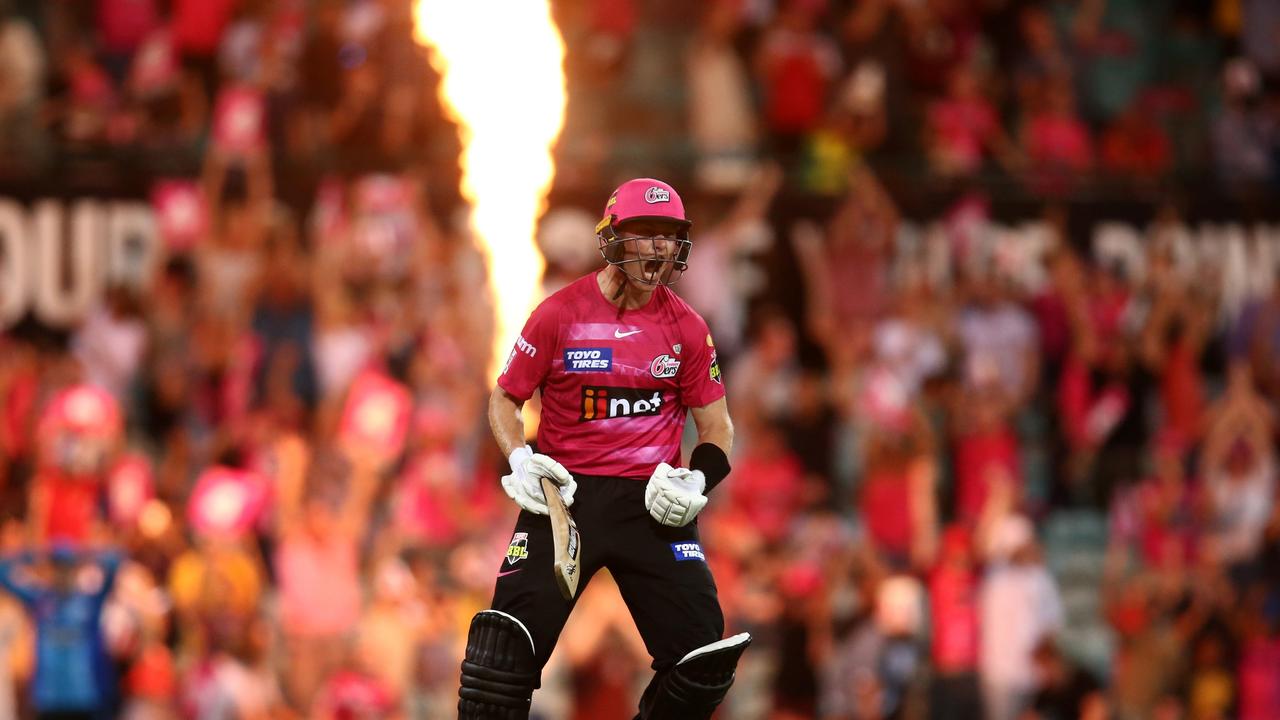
[580,387,663,421]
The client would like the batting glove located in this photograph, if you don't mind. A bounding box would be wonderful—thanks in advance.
[644,462,708,527]
[501,446,578,515]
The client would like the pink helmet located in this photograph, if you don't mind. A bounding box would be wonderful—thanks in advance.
[595,178,692,286]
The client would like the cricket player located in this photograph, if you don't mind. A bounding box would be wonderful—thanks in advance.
[458,178,750,719]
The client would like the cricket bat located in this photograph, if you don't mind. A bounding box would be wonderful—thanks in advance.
[540,475,581,600]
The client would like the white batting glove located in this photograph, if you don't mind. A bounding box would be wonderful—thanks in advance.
[644,462,708,527]
[501,446,578,515]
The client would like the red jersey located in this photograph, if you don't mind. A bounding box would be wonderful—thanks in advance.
[498,274,725,479]
[37,471,100,543]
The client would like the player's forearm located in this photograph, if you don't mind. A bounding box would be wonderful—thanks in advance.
[691,406,734,492]
[488,387,528,457]
[696,420,733,458]
[691,398,734,457]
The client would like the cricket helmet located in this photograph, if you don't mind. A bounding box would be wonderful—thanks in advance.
[596,178,693,286]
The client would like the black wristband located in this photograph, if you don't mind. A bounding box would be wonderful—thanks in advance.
[690,443,731,492]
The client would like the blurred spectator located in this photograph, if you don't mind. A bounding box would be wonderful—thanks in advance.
[1071,0,1158,124]
[1240,0,1280,80]
[1012,4,1074,115]
[96,0,161,83]
[686,0,759,192]
[952,378,1021,528]
[1025,636,1107,720]
[1199,363,1275,572]
[275,447,378,714]
[955,269,1039,411]
[784,370,841,488]
[794,165,896,349]
[979,514,1064,720]
[754,0,842,158]
[1186,631,1236,720]
[0,544,123,719]
[1100,102,1173,181]
[1020,74,1094,195]
[29,385,122,544]
[926,63,1018,179]
[167,536,264,645]
[1237,596,1280,720]
[858,397,938,571]
[897,0,981,96]
[170,0,236,100]
[312,652,398,720]
[71,287,148,404]
[560,574,651,719]
[728,306,801,433]
[1108,430,1198,571]
[928,526,983,720]
[0,591,24,720]
[1139,238,1215,444]
[388,406,473,549]
[180,618,280,720]
[724,418,806,546]
[871,272,947,398]
[677,163,781,360]
[46,40,118,146]
[1234,278,1280,403]
[1211,59,1276,186]
[0,0,45,172]
[196,149,272,323]
[833,0,898,161]
[1058,262,1149,506]
[770,561,825,718]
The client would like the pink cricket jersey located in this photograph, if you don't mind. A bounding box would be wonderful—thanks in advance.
[498,273,726,480]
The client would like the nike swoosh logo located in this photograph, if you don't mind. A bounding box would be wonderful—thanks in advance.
[614,329,643,338]
[497,568,523,578]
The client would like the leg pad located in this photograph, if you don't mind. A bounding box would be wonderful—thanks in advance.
[458,610,539,719]
[640,632,752,720]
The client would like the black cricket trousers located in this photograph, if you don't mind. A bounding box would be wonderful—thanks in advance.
[490,473,725,680]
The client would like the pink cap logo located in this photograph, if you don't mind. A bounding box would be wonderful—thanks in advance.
[644,186,671,204]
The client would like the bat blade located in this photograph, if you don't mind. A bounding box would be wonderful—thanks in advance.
[540,475,581,600]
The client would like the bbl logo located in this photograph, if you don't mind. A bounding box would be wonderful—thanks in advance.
[506,532,529,565]
[581,387,663,421]
[709,350,722,384]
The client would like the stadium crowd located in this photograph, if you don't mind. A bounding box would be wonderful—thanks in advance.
[0,0,1279,718]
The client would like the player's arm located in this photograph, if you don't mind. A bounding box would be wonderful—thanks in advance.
[488,386,528,458]
[690,397,733,465]
[489,386,577,515]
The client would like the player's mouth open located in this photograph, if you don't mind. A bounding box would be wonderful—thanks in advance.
[643,260,662,273]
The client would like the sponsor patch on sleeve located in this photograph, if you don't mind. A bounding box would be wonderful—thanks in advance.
[708,351,722,384]
[670,542,706,562]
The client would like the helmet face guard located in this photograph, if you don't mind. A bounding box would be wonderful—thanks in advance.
[596,219,692,286]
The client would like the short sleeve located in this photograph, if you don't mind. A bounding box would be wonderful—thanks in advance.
[497,301,558,402]
[678,317,727,409]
